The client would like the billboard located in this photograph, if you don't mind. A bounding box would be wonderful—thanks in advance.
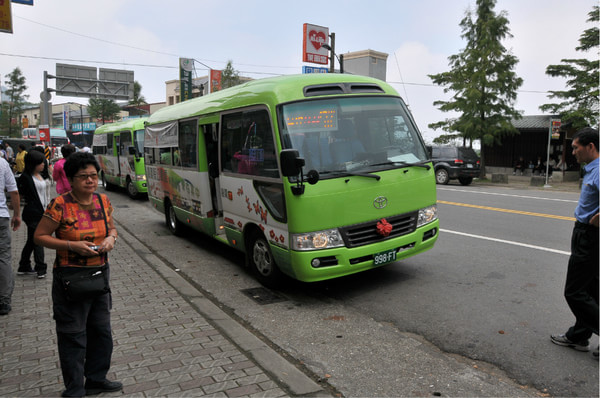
[210,69,222,92]
[0,0,13,34]
[302,23,329,65]
[179,58,193,102]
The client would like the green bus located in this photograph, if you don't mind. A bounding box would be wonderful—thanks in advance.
[144,74,438,286]
[92,117,148,198]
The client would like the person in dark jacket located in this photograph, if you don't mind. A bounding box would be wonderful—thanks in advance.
[17,150,51,278]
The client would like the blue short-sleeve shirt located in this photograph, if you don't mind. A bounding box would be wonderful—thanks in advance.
[574,157,599,224]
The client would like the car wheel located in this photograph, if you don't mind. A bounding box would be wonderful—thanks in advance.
[458,177,473,185]
[435,168,450,185]
[165,201,183,236]
[248,231,284,288]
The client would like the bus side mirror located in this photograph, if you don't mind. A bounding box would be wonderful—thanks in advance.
[280,149,305,177]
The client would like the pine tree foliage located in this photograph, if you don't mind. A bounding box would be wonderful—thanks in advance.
[87,98,122,124]
[221,61,241,90]
[428,0,523,176]
[1,67,29,137]
[540,6,599,129]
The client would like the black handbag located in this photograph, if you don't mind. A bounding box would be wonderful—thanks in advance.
[56,193,111,301]
[57,265,109,301]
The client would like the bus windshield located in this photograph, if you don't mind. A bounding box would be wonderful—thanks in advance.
[134,129,145,154]
[280,96,428,177]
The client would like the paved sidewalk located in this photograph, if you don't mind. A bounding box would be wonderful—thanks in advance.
[0,221,326,397]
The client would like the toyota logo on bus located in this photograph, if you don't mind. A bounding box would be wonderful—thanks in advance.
[373,196,387,209]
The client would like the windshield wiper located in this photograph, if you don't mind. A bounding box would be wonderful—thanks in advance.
[323,170,381,180]
[371,160,431,170]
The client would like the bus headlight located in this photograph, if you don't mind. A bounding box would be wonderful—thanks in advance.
[292,229,345,251]
[417,204,438,227]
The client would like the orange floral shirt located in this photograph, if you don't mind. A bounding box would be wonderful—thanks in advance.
[44,193,113,268]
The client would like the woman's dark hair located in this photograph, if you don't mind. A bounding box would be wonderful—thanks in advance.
[61,144,77,158]
[24,150,45,174]
[64,152,100,179]
[18,143,26,150]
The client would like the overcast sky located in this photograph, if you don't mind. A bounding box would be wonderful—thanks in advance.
[1,0,595,142]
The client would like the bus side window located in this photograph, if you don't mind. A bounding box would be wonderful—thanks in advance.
[221,109,276,177]
[178,120,197,168]
[107,134,114,155]
[159,148,172,165]
[145,147,154,164]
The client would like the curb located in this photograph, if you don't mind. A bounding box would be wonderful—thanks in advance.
[114,218,326,397]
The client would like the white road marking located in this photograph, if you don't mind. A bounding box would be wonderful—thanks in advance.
[437,187,578,203]
[440,228,571,256]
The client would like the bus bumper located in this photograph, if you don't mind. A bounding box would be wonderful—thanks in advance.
[278,220,439,282]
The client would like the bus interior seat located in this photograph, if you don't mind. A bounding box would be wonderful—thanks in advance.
[330,120,365,164]
[303,134,333,170]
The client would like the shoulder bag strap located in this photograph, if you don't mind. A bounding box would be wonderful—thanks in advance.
[95,193,109,237]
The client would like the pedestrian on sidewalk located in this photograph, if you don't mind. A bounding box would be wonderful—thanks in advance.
[15,144,27,174]
[551,127,599,358]
[53,144,77,195]
[0,157,21,316]
[17,150,51,278]
[34,152,122,396]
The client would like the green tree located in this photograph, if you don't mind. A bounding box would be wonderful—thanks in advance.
[88,98,122,125]
[0,67,29,137]
[428,0,523,177]
[220,60,241,90]
[127,81,148,116]
[540,6,599,129]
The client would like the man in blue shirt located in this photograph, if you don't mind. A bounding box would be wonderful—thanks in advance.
[551,127,599,358]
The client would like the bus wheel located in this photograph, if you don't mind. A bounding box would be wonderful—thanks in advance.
[165,202,183,236]
[101,173,114,191]
[249,232,283,287]
[126,178,139,199]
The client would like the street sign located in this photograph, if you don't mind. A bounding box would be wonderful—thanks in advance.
[54,64,134,100]
[302,23,329,65]
[302,66,328,74]
[39,125,50,142]
[0,0,13,34]
[179,58,193,102]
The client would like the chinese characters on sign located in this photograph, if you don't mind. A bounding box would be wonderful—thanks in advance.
[302,23,329,65]
[0,0,13,34]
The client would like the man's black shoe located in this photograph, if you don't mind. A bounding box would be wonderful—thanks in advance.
[84,380,123,396]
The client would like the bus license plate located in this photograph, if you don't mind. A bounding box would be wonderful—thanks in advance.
[373,249,397,265]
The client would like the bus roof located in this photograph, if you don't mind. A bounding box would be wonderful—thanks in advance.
[146,74,400,126]
[94,117,148,135]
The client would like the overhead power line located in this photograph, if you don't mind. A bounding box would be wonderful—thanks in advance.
[14,15,298,70]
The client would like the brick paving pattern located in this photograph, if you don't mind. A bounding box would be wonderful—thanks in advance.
[0,226,287,397]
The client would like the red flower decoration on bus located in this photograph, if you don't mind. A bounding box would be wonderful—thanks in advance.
[376,218,393,237]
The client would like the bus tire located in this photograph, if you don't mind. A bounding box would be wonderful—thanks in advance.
[165,201,184,236]
[435,168,450,185]
[126,177,139,199]
[248,231,284,288]
[101,172,115,191]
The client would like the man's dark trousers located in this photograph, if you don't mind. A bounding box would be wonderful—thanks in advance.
[564,222,599,342]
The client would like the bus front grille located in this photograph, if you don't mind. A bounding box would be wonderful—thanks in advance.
[340,212,418,248]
